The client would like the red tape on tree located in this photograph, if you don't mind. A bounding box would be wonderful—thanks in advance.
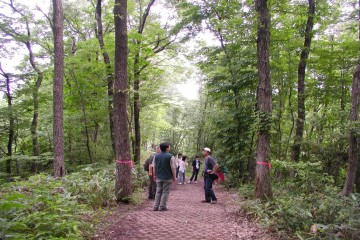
[115,160,134,168]
[257,162,271,168]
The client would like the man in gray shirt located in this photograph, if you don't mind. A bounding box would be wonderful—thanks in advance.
[202,147,218,204]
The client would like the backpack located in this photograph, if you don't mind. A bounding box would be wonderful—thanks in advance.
[143,158,151,172]
[143,154,154,172]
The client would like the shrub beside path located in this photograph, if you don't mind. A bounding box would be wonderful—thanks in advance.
[93,180,273,240]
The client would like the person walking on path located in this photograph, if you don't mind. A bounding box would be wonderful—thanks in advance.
[202,147,218,204]
[153,143,177,211]
[178,156,187,184]
[189,155,201,183]
[146,146,161,199]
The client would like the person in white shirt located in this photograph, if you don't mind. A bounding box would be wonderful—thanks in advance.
[175,153,183,178]
[178,156,187,184]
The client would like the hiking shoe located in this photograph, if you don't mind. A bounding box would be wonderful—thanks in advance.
[188,181,192,184]
[153,207,159,211]
[201,200,211,203]
[159,207,168,211]
[194,181,198,183]
[148,196,154,200]
[211,200,217,204]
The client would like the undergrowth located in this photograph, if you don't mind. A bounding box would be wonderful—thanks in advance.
[0,164,147,239]
[239,160,360,239]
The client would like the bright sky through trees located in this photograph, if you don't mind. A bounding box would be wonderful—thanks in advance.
[0,0,218,100]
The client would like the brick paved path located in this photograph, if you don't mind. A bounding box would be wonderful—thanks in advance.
[96,180,272,240]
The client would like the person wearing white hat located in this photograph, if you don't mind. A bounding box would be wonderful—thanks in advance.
[202,147,218,204]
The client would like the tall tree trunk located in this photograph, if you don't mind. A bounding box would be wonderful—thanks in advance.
[0,64,13,174]
[291,0,315,162]
[197,92,208,151]
[284,51,295,159]
[24,19,43,172]
[6,3,43,169]
[114,0,132,200]
[342,0,360,196]
[133,0,156,164]
[69,70,93,163]
[95,0,115,155]
[53,0,65,178]
[133,53,141,164]
[342,65,360,196]
[254,0,272,199]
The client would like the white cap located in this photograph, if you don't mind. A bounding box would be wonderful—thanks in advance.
[203,147,211,153]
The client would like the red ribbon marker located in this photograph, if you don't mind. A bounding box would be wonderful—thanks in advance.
[257,162,271,168]
[115,160,134,168]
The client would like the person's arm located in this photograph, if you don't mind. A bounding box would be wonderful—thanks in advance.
[211,164,219,174]
[209,158,218,174]
[153,157,157,181]
[148,155,155,177]
[170,156,177,181]
[149,165,153,177]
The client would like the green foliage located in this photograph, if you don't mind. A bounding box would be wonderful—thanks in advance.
[239,161,360,239]
[0,164,146,239]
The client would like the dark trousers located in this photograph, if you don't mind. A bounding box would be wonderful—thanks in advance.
[176,166,180,178]
[204,176,217,202]
[148,176,156,198]
[190,169,199,181]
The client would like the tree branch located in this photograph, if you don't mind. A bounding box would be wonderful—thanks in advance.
[138,0,156,35]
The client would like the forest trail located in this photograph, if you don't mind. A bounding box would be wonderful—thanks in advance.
[93,180,273,240]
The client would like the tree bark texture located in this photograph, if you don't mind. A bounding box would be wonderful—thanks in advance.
[0,64,14,174]
[342,0,360,196]
[254,0,272,199]
[133,0,156,164]
[95,0,115,155]
[291,0,315,162]
[133,53,141,164]
[52,0,65,178]
[342,64,360,196]
[114,0,132,200]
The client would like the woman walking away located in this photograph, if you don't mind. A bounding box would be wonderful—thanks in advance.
[189,156,201,183]
[178,156,187,184]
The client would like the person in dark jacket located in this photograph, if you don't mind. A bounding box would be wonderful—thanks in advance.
[189,156,201,183]
[147,146,160,199]
[202,147,218,204]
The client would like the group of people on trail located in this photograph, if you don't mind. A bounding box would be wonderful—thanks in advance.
[144,143,219,211]
[174,154,201,185]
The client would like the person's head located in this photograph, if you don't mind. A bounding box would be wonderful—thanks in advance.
[178,153,183,158]
[155,146,161,153]
[202,147,211,157]
[182,156,187,161]
[160,142,170,152]
[195,155,200,160]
